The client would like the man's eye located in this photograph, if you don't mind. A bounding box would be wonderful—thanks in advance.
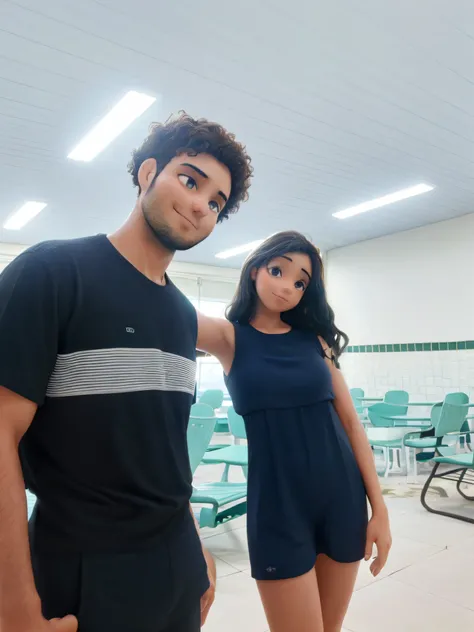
[209,200,221,213]
[178,174,197,190]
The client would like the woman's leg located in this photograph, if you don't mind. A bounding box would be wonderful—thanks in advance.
[315,554,360,632]
[257,569,324,632]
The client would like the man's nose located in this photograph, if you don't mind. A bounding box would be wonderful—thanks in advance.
[190,197,208,217]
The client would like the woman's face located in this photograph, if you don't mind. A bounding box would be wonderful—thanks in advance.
[252,251,312,313]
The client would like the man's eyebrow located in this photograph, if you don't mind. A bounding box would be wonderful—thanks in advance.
[181,163,228,205]
[181,163,208,179]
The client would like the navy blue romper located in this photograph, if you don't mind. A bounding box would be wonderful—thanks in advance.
[225,324,368,581]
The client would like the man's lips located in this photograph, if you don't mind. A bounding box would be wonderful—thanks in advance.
[174,207,197,229]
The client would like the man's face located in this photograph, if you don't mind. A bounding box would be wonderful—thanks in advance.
[138,153,232,251]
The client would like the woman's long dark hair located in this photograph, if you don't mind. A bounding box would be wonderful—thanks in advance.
[226,231,349,367]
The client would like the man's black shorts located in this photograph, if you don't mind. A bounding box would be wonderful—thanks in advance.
[30,514,209,632]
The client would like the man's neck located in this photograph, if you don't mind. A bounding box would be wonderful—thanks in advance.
[108,206,174,286]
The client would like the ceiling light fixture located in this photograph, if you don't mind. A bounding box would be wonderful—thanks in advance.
[68,90,156,162]
[215,240,264,259]
[332,183,434,220]
[3,201,47,230]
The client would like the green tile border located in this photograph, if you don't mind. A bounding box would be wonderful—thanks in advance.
[346,340,474,353]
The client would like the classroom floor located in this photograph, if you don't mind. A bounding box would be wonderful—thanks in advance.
[25,460,474,631]
[196,460,474,632]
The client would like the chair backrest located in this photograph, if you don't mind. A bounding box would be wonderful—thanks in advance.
[190,402,215,418]
[384,390,409,405]
[444,392,469,405]
[350,388,365,413]
[367,402,407,427]
[187,406,216,474]
[198,389,224,410]
[435,402,469,438]
[227,406,247,440]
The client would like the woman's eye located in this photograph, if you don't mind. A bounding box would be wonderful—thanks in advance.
[268,266,282,277]
[295,281,306,291]
[178,174,197,190]
[209,200,221,214]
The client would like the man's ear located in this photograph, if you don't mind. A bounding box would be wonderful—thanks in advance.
[137,158,158,193]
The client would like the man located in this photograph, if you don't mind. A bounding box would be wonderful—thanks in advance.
[0,113,252,632]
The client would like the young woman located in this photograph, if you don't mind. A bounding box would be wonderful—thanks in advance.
[197,231,391,632]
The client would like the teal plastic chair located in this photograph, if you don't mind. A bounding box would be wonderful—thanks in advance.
[202,407,248,482]
[187,404,247,529]
[198,389,224,410]
[188,409,247,528]
[404,394,471,475]
[190,402,215,418]
[404,403,444,476]
[187,405,216,473]
[227,407,247,440]
[420,403,474,523]
[384,390,409,413]
[350,388,367,419]
[366,403,413,477]
[444,393,470,450]
[199,389,229,433]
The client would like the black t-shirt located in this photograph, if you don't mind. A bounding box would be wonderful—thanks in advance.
[0,235,198,552]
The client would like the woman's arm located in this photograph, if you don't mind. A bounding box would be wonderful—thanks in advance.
[196,313,234,374]
[319,337,392,576]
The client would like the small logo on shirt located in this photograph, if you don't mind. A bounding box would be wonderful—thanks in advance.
[126,327,135,334]
[266,566,277,574]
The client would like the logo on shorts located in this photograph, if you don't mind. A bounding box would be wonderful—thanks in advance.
[126,327,135,334]
[266,566,276,573]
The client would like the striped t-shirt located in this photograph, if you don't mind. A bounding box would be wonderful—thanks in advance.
[0,235,197,552]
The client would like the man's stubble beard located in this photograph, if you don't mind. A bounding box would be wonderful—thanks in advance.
[141,197,207,253]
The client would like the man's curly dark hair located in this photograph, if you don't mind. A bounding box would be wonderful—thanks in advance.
[128,112,252,222]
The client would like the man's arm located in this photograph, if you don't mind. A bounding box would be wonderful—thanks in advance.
[0,388,77,631]
[189,505,216,626]
[0,250,77,631]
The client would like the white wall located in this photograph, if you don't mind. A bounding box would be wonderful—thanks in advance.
[326,213,474,344]
[326,214,474,399]
[0,242,239,303]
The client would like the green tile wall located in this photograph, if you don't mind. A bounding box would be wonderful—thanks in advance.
[346,340,474,353]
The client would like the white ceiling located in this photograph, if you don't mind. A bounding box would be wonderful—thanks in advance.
[1,0,474,267]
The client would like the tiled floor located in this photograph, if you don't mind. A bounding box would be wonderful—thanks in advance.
[26,459,474,631]
[195,459,474,632]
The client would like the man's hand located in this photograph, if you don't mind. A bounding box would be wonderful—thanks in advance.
[200,547,216,626]
[3,614,78,632]
[49,616,79,631]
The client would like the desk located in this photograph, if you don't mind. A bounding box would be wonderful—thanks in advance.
[406,402,440,407]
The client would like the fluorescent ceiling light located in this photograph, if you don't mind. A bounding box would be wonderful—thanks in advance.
[68,90,156,162]
[4,201,47,230]
[333,183,434,220]
[215,240,264,259]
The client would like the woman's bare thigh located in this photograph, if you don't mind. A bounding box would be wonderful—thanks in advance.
[257,569,323,632]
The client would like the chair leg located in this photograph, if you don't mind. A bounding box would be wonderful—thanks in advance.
[221,464,230,482]
[396,449,402,469]
[405,447,411,477]
[421,464,474,524]
[421,462,440,514]
[383,447,390,477]
[456,469,474,500]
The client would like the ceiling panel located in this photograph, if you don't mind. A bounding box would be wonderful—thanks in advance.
[1,0,473,266]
